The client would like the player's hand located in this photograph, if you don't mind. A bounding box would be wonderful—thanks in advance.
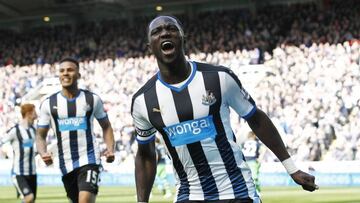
[290,170,319,192]
[41,152,53,166]
[104,149,115,163]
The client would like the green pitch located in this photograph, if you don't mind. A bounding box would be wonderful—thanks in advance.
[0,186,359,203]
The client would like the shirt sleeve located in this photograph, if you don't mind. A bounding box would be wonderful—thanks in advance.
[223,70,257,120]
[93,94,108,120]
[131,95,156,144]
[0,127,16,145]
[37,99,51,128]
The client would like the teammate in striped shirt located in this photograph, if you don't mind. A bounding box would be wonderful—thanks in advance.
[242,131,262,192]
[0,103,37,203]
[36,58,115,203]
[132,16,318,203]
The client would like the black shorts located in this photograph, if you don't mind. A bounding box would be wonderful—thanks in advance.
[177,198,254,203]
[12,175,37,200]
[62,164,100,202]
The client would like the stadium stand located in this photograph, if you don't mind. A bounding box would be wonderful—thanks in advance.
[0,0,359,167]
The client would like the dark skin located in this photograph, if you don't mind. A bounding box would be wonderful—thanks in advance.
[36,60,115,203]
[147,16,191,84]
[136,16,318,202]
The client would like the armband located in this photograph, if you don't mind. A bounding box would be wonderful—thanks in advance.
[281,157,299,174]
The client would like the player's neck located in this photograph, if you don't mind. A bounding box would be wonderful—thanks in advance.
[20,119,31,129]
[158,59,190,84]
[61,87,80,99]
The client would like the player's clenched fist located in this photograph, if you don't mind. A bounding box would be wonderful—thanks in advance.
[291,170,319,192]
[104,149,115,163]
[41,152,53,166]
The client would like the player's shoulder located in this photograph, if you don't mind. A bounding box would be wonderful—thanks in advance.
[6,124,18,134]
[39,91,60,108]
[192,61,232,74]
[80,89,106,105]
[131,74,157,114]
[132,74,158,101]
[45,91,61,100]
[81,89,99,98]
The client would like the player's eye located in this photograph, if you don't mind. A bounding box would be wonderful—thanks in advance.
[151,28,161,36]
[168,25,178,32]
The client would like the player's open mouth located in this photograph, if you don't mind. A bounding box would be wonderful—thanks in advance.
[161,41,175,55]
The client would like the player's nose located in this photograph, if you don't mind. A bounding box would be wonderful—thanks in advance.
[160,29,171,38]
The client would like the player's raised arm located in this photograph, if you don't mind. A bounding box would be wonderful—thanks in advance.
[246,108,318,192]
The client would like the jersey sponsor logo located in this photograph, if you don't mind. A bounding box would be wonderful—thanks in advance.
[22,139,34,148]
[58,116,87,132]
[202,90,216,106]
[164,115,217,146]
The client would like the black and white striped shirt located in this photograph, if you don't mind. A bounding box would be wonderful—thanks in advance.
[132,61,260,202]
[38,89,107,175]
[1,124,36,176]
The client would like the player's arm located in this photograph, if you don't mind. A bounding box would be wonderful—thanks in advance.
[36,127,53,165]
[93,95,115,163]
[224,70,318,192]
[247,109,290,161]
[246,108,318,191]
[0,127,16,146]
[36,99,53,165]
[98,118,115,163]
[131,95,157,203]
[135,139,156,203]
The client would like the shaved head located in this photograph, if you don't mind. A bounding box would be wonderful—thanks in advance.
[148,16,184,41]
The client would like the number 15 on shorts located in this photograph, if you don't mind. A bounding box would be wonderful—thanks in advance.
[86,170,99,185]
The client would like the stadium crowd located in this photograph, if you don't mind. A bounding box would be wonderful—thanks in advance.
[0,0,359,164]
[0,0,358,66]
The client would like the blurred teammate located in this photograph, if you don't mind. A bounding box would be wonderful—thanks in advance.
[132,16,318,203]
[0,104,37,203]
[242,131,262,192]
[36,57,115,203]
[154,137,172,198]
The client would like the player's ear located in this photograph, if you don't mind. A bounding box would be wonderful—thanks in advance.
[147,43,153,54]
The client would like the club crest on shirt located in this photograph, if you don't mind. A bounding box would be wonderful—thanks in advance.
[202,90,216,106]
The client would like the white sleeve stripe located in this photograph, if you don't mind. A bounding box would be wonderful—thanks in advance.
[242,106,257,120]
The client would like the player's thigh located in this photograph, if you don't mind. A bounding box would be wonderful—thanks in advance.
[25,175,37,199]
[77,164,100,195]
[79,191,96,203]
[13,175,34,197]
[62,170,79,202]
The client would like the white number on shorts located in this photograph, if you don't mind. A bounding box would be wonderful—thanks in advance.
[86,170,98,184]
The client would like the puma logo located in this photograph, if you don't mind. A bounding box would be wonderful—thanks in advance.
[152,107,161,113]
